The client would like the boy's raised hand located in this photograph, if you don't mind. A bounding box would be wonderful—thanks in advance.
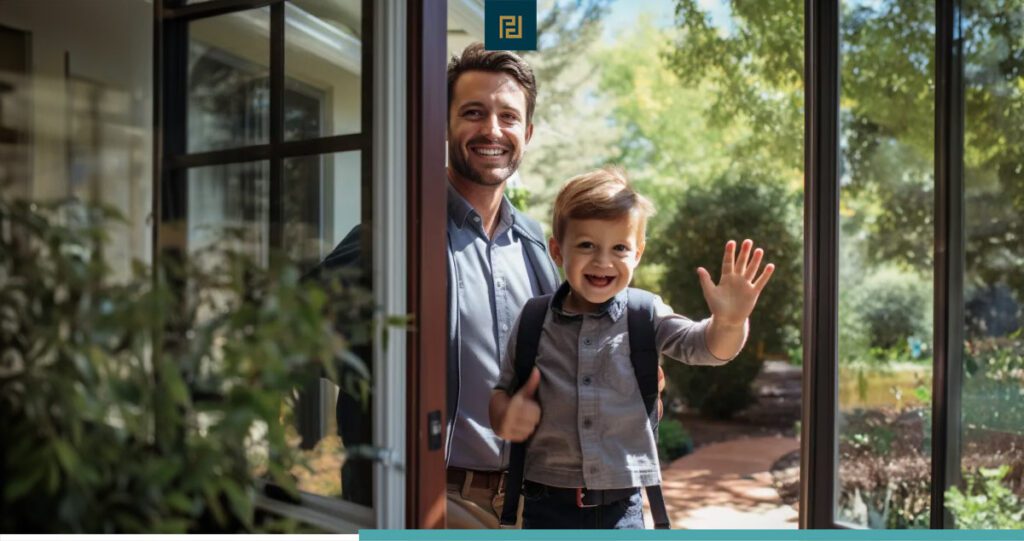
[498,367,543,442]
[697,239,774,326]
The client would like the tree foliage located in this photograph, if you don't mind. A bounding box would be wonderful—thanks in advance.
[667,0,1024,307]
[655,172,802,418]
[1,196,373,532]
[517,0,619,229]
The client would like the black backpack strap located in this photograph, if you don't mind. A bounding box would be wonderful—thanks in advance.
[499,295,551,527]
[626,288,671,530]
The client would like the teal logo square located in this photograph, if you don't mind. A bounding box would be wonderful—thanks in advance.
[485,0,537,51]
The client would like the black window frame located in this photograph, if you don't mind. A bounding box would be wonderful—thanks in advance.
[152,0,376,521]
[800,0,967,529]
[155,0,373,264]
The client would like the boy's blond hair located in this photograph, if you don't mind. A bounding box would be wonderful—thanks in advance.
[551,167,656,243]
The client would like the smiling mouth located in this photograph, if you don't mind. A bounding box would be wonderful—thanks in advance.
[584,274,615,287]
[470,146,508,158]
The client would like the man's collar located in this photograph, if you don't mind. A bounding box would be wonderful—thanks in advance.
[446,182,475,228]
[550,281,628,321]
[447,180,517,232]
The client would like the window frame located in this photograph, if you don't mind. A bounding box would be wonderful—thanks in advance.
[800,0,967,529]
[153,0,408,530]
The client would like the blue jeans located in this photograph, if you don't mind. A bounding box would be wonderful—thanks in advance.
[521,482,646,529]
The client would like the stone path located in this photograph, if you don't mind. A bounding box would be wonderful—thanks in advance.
[645,436,800,529]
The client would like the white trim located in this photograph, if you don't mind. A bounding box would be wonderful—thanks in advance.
[449,0,485,39]
[372,0,407,529]
[232,4,362,75]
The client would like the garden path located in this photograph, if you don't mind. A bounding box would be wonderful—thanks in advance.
[644,436,801,529]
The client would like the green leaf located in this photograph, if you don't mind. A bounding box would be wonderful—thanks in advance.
[4,465,46,501]
[53,440,79,472]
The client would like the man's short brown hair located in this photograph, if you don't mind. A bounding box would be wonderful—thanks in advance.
[447,43,537,124]
[551,167,656,243]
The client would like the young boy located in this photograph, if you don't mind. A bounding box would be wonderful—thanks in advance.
[489,167,774,529]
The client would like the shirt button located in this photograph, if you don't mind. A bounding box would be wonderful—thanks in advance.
[473,216,480,222]
[502,323,509,332]
[583,418,592,429]
[582,376,592,386]
[583,337,592,346]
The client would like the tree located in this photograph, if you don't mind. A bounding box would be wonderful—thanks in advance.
[516,0,620,228]
[654,171,802,418]
[597,16,756,202]
[666,0,1024,310]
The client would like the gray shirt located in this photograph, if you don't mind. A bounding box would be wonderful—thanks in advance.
[495,282,737,489]
[447,183,544,471]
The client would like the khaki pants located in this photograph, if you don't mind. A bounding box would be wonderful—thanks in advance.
[446,471,523,529]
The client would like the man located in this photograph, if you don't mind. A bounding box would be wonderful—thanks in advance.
[441,43,560,528]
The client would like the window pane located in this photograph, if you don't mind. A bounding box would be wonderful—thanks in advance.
[283,151,362,269]
[284,150,372,506]
[284,0,362,141]
[188,9,270,152]
[186,161,270,262]
[956,0,1024,529]
[836,0,935,529]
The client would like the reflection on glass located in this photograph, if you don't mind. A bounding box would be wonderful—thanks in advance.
[284,151,371,506]
[284,0,362,141]
[953,0,1024,529]
[836,0,935,529]
[188,9,270,152]
[283,151,362,269]
[186,161,269,262]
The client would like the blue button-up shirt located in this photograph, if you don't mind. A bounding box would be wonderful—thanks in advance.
[447,183,544,471]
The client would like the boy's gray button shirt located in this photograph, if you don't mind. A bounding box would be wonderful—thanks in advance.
[495,283,736,490]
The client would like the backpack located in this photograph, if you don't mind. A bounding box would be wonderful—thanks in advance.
[499,288,671,529]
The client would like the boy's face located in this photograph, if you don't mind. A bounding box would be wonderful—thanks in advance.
[548,214,645,313]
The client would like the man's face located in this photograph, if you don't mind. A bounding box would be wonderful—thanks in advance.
[448,70,533,187]
[548,214,646,313]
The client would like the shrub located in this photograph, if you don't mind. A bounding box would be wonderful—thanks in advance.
[946,466,1024,529]
[0,196,373,532]
[653,171,802,418]
[962,335,1024,434]
[657,418,693,464]
[849,266,932,353]
[837,408,932,529]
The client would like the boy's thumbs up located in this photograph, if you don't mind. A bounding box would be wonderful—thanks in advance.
[497,367,542,442]
[518,367,541,399]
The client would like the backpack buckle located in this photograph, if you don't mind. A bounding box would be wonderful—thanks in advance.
[576,487,598,508]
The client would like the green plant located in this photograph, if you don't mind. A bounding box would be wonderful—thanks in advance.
[1,196,373,532]
[852,266,932,353]
[657,418,692,464]
[655,171,802,418]
[962,335,1024,433]
[946,466,1024,529]
[505,187,530,212]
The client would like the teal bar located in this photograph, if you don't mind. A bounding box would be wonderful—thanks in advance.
[361,530,1024,541]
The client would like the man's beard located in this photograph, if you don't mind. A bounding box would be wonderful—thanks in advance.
[449,144,522,187]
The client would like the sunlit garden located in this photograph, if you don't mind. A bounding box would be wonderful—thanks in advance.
[515,0,1023,529]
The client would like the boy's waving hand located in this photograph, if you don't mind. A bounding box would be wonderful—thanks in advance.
[697,239,775,360]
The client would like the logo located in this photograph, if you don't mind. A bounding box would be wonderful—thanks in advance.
[499,15,523,39]
[485,1,537,51]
